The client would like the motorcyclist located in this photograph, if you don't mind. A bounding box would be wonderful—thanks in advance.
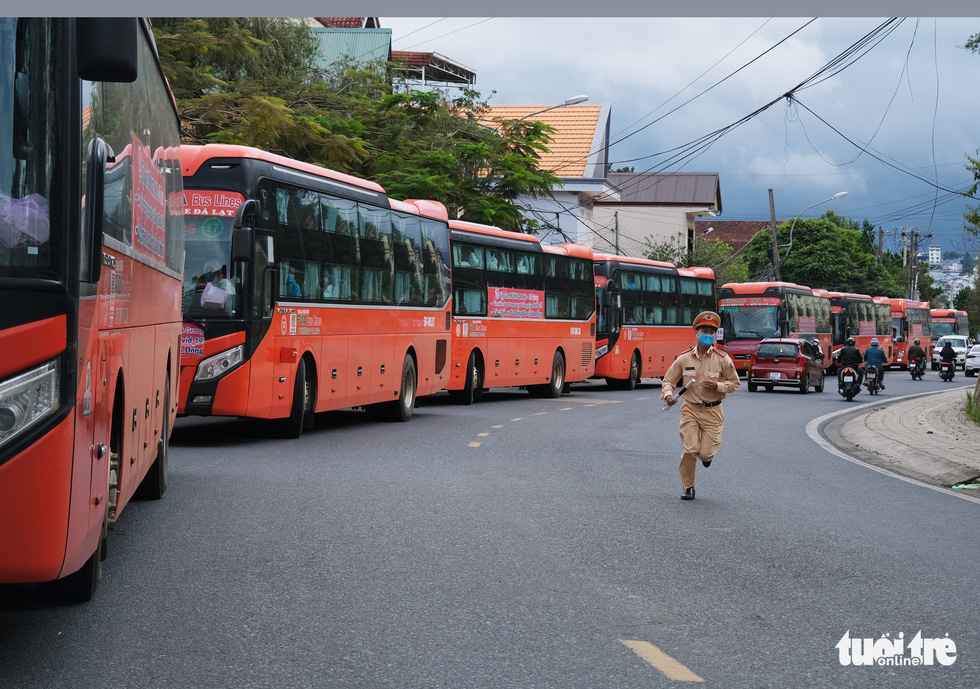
[907,338,927,373]
[863,337,889,389]
[811,338,824,358]
[837,337,864,386]
[940,340,957,365]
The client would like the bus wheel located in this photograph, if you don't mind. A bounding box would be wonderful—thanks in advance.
[535,351,565,399]
[136,371,170,500]
[451,352,482,405]
[388,353,417,422]
[624,352,641,390]
[279,358,309,439]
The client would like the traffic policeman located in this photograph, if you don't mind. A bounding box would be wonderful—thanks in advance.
[661,311,740,500]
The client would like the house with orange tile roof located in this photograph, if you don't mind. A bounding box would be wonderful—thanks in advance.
[480,103,619,246]
[592,172,721,258]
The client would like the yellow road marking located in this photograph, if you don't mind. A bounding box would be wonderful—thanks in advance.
[561,407,572,411]
[620,640,704,682]
[492,425,503,429]
[468,442,481,447]
[511,418,522,422]
[478,432,489,437]
[535,412,547,416]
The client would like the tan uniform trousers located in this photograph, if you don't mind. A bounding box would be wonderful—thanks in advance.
[678,401,724,489]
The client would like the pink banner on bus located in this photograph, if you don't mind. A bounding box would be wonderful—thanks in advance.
[858,321,876,336]
[488,287,545,318]
[798,316,816,333]
[718,297,781,307]
[184,190,245,217]
[132,135,167,261]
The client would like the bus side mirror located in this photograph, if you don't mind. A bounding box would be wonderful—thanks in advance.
[76,19,138,82]
[232,227,253,263]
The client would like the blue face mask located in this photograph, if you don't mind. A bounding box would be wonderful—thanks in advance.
[697,332,715,347]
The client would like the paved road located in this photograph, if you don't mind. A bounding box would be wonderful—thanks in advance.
[1,372,978,688]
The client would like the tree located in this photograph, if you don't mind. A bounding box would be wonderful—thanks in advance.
[956,287,974,310]
[150,18,561,232]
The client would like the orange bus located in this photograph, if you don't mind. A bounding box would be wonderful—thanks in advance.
[446,220,596,403]
[593,255,716,388]
[930,308,969,343]
[819,291,893,360]
[178,144,453,435]
[880,297,932,369]
[0,19,183,600]
[718,282,832,373]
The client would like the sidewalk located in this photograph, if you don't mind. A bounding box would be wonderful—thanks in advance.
[824,385,980,487]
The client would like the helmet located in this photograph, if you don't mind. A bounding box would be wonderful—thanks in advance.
[871,337,879,345]
[812,338,819,345]
[846,337,856,346]
[914,338,920,344]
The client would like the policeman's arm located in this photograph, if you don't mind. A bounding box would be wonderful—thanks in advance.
[717,357,741,393]
[661,358,682,400]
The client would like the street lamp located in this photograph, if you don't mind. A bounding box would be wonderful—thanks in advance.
[782,191,847,261]
[516,95,589,122]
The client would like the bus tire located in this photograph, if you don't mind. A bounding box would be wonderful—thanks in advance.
[534,351,565,399]
[135,370,170,500]
[624,352,641,390]
[451,351,482,405]
[388,353,417,422]
[279,358,309,439]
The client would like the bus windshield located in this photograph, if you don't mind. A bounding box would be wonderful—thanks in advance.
[183,213,244,319]
[0,18,59,280]
[720,304,781,339]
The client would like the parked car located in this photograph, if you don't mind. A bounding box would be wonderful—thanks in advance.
[747,338,825,393]
[932,335,969,370]
[966,344,980,377]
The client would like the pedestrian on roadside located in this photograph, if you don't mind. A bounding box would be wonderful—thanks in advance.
[661,311,741,501]
[863,337,889,389]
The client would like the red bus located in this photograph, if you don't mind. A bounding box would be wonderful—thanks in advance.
[593,254,716,388]
[178,144,453,435]
[930,308,969,343]
[880,297,932,369]
[446,220,596,403]
[0,19,183,600]
[718,282,832,373]
[818,291,893,360]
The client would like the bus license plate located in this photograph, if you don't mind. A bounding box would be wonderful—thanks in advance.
[769,372,781,380]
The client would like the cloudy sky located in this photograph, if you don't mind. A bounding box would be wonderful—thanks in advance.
[378,16,980,255]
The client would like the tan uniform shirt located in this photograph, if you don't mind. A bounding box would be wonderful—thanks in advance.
[661,345,741,404]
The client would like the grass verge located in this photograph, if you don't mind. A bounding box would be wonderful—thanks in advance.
[967,391,980,425]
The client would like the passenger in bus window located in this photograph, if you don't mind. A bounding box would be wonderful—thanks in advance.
[661,311,740,501]
[285,267,302,298]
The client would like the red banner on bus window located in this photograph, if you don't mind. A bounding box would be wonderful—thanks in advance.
[181,323,205,362]
[184,190,245,217]
[718,297,781,307]
[798,316,816,333]
[132,135,167,261]
[488,287,545,318]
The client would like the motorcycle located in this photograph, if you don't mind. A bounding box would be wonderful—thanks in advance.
[939,360,956,382]
[838,366,861,401]
[864,365,881,395]
[909,358,926,381]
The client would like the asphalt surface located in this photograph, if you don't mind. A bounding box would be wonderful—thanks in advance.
[818,378,980,493]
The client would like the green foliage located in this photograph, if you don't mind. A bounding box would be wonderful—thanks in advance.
[740,215,903,296]
[955,287,973,310]
[150,18,559,233]
[642,236,749,288]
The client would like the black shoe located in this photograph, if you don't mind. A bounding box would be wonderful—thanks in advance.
[701,459,711,468]
[681,487,695,500]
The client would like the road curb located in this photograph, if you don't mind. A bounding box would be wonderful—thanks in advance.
[807,385,980,505]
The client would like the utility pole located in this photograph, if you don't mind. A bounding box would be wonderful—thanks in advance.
[614,211,620,256]
[910,230,919,300]
[877,226,884,263]
[769,189,781,281]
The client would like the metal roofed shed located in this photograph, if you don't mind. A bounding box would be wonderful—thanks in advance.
[392,51,476,87]
[607,172,722,210]
[311,27,392,68]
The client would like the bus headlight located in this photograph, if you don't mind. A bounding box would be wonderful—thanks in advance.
[0,360,60,450]
[194,345,244,382]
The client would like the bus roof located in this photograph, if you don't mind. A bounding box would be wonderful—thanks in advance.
[542,243,594,259]
[720,281,811,293]
[931,308,967,316]
[180,144,387,194]
[592,253,677,269]
[880,297,930,310]
[448,219,541,244]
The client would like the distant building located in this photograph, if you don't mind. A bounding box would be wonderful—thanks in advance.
[929,245,942,266]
